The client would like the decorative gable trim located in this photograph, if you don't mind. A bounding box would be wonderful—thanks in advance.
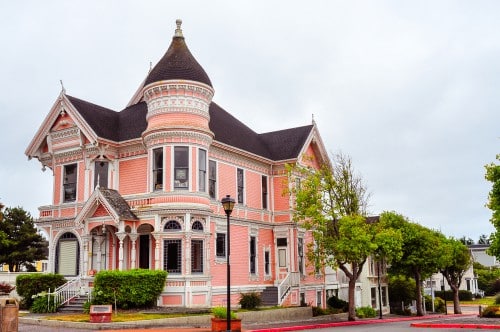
[25,92,98,160]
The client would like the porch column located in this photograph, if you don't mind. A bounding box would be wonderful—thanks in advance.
[152,232,161,270]
[96,235,105,271]
[116,232,127,271]
[129,233,138,269]
[82,235,91,276]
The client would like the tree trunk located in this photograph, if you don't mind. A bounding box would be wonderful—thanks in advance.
[414,271,424,316]
[347,275,357,321]
[452,286,462,314]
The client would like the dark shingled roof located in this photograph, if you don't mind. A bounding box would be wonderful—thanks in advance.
[67,95,147,142]
[67,95,313,161]
[144,35,212,87]
[98,187,138,220]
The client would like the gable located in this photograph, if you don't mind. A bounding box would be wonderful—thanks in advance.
[25,92,99,161]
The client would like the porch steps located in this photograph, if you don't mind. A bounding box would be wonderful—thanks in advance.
[58,295,86,313]
[261,286,279,306]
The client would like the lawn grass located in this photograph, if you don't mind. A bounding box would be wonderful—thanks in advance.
[461,296,495,306]
[45,312,204,322]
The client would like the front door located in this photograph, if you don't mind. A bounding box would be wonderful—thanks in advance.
[277,237,288,280]
[139,234,150,269]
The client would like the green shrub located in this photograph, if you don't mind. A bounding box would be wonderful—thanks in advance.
[434,290,473,301]
[30,293,58,313]
[356,306,377,318]
[495,294,500,305]
[212,306,237,319]
[327,295,348,312]
[481,305,500,318]
[92,269,167,309]
[388,274,416,306]
[239,292,262,310]
[424,295,446,313]
[312,306,330,316]
[16,273,66,309]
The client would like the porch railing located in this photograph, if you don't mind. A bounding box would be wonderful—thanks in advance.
[53,277,86,307]
[278,272,300,305]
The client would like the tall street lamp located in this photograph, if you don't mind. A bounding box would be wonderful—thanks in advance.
[221,195,235,332]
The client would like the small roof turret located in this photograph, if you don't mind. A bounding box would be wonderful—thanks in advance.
[144,19,212,87]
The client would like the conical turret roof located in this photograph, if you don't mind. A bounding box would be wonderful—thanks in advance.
[144,19,212,87]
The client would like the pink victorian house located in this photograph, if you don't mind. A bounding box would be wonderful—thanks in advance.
[25,20,330,308]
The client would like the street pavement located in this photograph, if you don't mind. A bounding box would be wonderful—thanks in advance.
[17,305,497,332]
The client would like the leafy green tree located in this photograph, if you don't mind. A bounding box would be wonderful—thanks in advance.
[0,207,48,272]
[288,153,402,321]
[386,214,445,316]
[486,155,500,258]
[439,238,472,314]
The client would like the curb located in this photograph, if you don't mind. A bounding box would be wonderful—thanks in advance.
[248,314,478,332]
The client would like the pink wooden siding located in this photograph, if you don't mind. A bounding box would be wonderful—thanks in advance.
[119,157,147,194]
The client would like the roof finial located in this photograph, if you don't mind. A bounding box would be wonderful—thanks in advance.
[312,113,316,125]
[175,19,183,38]
[60,80,66,94]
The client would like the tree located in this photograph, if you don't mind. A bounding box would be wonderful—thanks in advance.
[0,206,48,272]
[486,155,500,258]
[386,214,445,316]
[288,153,402,321]
[439,237,472,314]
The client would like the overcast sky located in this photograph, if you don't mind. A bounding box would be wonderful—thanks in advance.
[1,1,498,242]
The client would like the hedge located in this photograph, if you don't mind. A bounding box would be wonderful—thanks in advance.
[16,273,66,309]
[92,269,167,309]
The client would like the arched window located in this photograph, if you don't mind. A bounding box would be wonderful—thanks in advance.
[192,221,204,232]
[164,220,181,231]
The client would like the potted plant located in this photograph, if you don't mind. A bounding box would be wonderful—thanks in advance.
[211,306,241,332]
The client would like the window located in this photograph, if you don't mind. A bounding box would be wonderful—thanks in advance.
[298,238,304,275]
[262,175,268,209]
[94,161,108,188]
[153,148,163,190]
[382,286,387,306]
[163,239,182,273]
[63,164,77,202]
[164,220,182,231]
[250,236,256,274]
[209,160,216,199]
[198,149,206,192]
[317,291,322,306]
[371,288,377,308]
[174,147,189,189]
[191,239,204,273]
[237,168,244,204]
[264,250,270,275]
[192,221,204,231]
[216,233,226,258]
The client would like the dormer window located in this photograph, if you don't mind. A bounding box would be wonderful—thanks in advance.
[63,164,77,202]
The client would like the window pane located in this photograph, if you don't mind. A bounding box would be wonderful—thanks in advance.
[174,147,189,189]
[63,164,77,202]
[191,240,203,273]
[164,239,182,273]
[237,168,244,203]
[199,149,206,192]
[94,161,109,189]
[250,236,256,273]
[264,251,270,275]
[216,233,226,257]
[209,160,217,199]
[262,175,267,209]
[153,148,163,190]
